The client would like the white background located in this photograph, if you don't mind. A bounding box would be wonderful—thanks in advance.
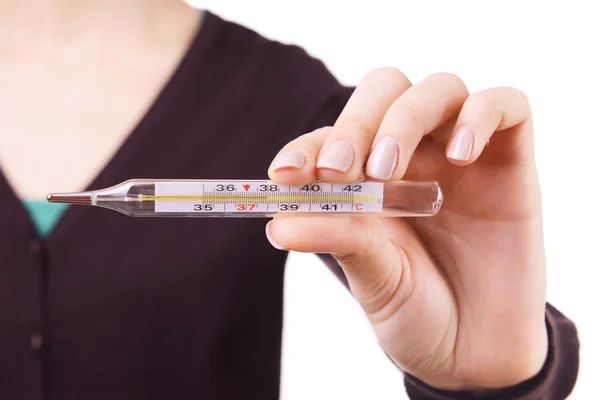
[190,1,599,398]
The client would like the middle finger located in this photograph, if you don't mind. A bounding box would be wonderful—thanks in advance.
[365,72,469,181]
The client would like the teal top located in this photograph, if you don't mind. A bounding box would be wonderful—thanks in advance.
[22,199,69,238]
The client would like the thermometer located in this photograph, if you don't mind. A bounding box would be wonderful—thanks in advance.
[46,179,443,218]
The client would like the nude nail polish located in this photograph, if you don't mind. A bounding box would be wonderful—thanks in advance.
[366,137,399,180]
[316,141,354,172]
[447,127,474,161]
[271,151,306,171]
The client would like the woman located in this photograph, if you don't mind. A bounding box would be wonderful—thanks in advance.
[0,1,579,399]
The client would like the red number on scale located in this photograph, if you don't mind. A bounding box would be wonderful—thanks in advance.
[236,204,257,211]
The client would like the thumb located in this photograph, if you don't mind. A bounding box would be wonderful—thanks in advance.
[266,216,412,320]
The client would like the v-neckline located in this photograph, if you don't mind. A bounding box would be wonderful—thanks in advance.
[0,10,223,244]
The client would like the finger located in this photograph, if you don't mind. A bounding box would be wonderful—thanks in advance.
[266,216,458,371]
[365,72,469,181]
[445,87,532,165]
[316,67,412,182]
[265,215,413,317]
[268,127,331,185]
[429,116,458,145]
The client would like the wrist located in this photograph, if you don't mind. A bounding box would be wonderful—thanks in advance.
[404,304,580,400]
[413,320,549,393]
[409,321,549,392]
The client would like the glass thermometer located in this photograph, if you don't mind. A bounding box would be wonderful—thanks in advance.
[46,179,443,218]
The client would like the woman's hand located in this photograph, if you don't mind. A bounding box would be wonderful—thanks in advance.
[265,68,548,391]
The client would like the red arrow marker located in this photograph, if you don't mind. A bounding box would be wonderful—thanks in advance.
[243,184,251,191]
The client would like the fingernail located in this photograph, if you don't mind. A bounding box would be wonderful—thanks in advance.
[271,150,306,171]
[316,141,354,172]
[266,222,286,250]
[365,137,399,180]
[447,127,474,161]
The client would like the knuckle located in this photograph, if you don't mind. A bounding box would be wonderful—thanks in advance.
[429,72,467,92]
[509,87,532,112]
[364,251,414,322]
[427,72,469,102]
[337,114,373,138]
[290,126,331,147]
[303,126,332,139]
[465,93,502,126]
[295,132,313,142]
[366,66,410,88]
[395,101,426,136]
[307,125,333,134]
[332,218,378,265]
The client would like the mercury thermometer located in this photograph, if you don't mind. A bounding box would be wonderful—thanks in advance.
[46,179,443,218]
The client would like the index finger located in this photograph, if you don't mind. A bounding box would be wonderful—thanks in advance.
[316,67,412,182]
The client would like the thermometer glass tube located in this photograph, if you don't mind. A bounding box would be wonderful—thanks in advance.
[46,179,443,218]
